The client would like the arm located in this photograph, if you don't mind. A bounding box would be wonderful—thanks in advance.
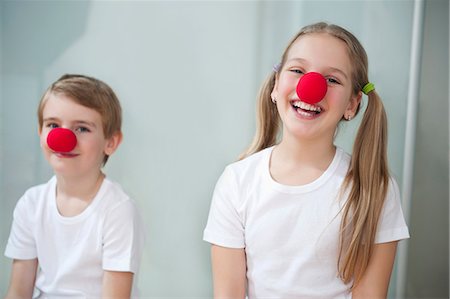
[352,241,398,299]
[102,270,134,299]
[211,245,247,299]
[4,259,38,299]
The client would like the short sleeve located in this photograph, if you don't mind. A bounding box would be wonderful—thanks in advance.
[203,166,245,248]
[375,178,410,243]
[4,195,37,260]
[102,199,145,273]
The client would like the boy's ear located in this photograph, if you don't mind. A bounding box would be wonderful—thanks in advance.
[104,131,123,156]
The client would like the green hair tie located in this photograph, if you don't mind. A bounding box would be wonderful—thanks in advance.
[362,82,375,95]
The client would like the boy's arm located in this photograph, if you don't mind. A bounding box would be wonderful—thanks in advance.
[352,241,398,299]
[5,258,38,299]
[102,270,134,299]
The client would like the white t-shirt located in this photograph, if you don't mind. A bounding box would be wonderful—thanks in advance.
[203,146,410,299]
[5,176,145,299]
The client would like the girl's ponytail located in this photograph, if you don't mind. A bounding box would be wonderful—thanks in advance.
[240,72,280,159]
[339,89,390,286]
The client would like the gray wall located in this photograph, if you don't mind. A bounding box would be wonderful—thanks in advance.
[1,1,446,298]
[406,0,449,298]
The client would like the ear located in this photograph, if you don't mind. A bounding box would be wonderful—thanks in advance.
[346,91,362,115]
[104,131,123,156]
[271,76,279,101]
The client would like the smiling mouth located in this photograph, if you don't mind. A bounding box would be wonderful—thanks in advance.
[291,100,322,117]
[53,152,79,158]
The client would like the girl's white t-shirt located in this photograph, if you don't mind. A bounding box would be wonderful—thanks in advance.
[204,146,409,298]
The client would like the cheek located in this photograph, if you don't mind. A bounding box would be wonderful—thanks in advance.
[327,87,352,106]
[82,137,103,150]
[89,137,109,156]
[278,74,299,92]
[39,131,49,149]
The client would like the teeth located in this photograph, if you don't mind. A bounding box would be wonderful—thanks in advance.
[292,100,322,112]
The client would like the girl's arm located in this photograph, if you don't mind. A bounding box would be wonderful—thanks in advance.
[211,244,247,299]
[352,241,398,299]
[102,271,134,299]
[5,258,38,299]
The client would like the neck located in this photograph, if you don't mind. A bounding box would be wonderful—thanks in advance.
[269,131,336,186]
[56,171,105,202]
[275,132,336,168]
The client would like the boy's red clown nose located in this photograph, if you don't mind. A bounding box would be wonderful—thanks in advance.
[47,128,77,152]
[296,72,328,104]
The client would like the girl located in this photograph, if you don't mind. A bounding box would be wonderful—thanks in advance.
[203,22,409,298]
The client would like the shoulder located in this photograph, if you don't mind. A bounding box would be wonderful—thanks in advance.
[383,176,403,210]
[336,146,351,165]
[100,179,145,250]
[224,147,273,183]
[22,177,55,198]
[100,178,139,217]
[102,178,132,205]
[331,146,351,180]
[387,176,400,196]
[211,147,272,209]
[16,177,55,211]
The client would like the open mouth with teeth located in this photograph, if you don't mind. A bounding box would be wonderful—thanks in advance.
[291,100,322,118]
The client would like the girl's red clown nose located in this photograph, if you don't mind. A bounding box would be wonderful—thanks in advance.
[47,128,77,152]
[296,72,328,104]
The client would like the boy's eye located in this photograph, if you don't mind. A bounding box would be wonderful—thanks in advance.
[47,123,59,129]
[75,127,90,133]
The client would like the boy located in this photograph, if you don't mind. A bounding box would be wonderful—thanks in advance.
[4,74,144,298]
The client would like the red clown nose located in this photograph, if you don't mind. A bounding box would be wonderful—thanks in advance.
[47,128,77,152]
[296,72,328,104]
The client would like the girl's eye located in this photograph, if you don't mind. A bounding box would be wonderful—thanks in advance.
[75,127,90,133]
[290,69,304,74]
[327,77,340,84]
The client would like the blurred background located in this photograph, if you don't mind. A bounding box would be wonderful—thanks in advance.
[1,0,448,298]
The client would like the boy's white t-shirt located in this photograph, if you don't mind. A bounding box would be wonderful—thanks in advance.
[203,146,410,299]
[5,176,145,299]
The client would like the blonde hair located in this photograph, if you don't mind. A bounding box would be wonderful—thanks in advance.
[38,74,122,164]
[241,22,389,287]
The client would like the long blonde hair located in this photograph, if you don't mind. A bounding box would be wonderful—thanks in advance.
[241,22,389,287]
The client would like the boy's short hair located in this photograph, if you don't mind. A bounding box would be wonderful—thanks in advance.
[38,74,122,138]
[38,74,122,164]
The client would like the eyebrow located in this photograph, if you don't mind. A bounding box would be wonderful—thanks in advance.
[286,58,349,80]
[43,117,97,128]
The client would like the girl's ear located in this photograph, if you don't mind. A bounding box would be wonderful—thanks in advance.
[104,131,123,156]
[271,76,279,101]
[346,91,362,115]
